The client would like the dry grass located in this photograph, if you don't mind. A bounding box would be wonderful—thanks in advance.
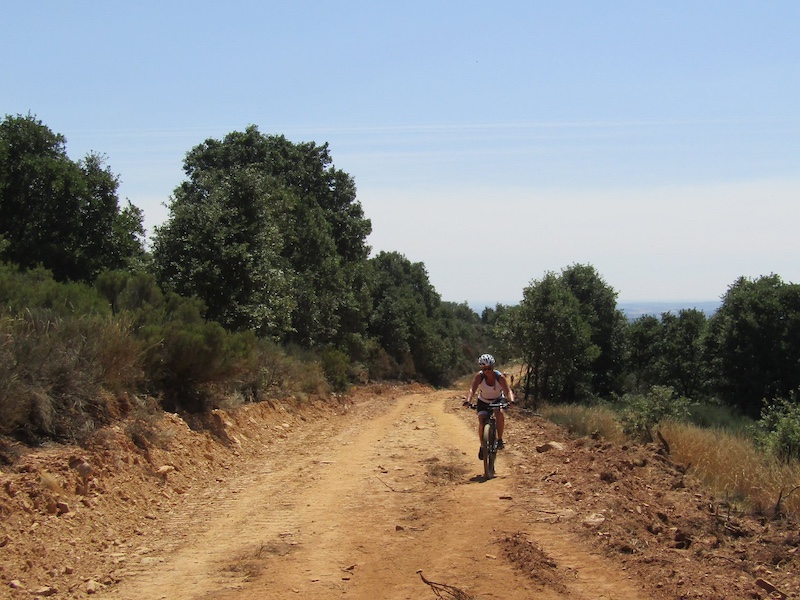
[660,421,800,518]
[540,403,628,445]
[541,403,800,519]
[424,458,470,485]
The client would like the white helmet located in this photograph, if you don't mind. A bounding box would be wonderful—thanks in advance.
[478,354,495,368]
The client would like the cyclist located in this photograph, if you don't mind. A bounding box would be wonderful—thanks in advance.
[465,354,515,459]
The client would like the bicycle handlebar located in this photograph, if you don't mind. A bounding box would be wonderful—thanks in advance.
[464,400,511,410]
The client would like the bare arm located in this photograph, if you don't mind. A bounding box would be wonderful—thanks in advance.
[498,375,515,403]
[465,373,482,405]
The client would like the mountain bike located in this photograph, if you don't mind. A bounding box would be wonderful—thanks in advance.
[467,400,509,479]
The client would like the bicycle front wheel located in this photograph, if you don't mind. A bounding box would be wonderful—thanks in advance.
[487,422,497,478]
[483,422,495,479]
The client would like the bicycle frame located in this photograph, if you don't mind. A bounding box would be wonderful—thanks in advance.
[474,400,509,479]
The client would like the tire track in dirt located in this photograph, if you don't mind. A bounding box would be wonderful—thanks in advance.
[95,388,650,600]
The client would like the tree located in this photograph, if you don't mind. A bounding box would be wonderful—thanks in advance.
[154,126,372,346]
[366,251,469,385]
[626,314,662,392]
[560,264,627,398]
[367,252,437,378]
[0,114,145,282]
[658,308,708,399]
[705,275,800,417]
[152,167,294,339]
[502,272,598,405]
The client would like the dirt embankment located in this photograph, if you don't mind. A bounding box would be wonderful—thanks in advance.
[1,383,799,599]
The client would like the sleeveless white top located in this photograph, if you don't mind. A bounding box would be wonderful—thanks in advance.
[478,370,504,400]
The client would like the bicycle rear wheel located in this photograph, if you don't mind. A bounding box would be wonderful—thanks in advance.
[482,422,495,478]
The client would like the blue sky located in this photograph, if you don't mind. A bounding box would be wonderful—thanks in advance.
[4,1,799,306]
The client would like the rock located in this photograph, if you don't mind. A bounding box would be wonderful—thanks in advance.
[86,579,103,594]
[8,580,23,589]
[33,585,58,596]
[69,457,94,479]
[45,499,59,515]
[536,441,565,453]
[582,513,606,527]
[4,480,18,497]
[599,471,618,483]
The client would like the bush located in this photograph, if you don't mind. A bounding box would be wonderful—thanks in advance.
[687,400,753,433]
[125,395,174,451]
[140,320,257,413]
[0,312,138,443]
[619,385,690,443]
[320,347,350,392]
[756,395,800,463]
[0,263,109,317]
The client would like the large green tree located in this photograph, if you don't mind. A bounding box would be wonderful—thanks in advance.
[501,272,598,405]
[366,251,472,385]
[705,275,800,417]
[658,308,709,399]
[153,126,371,346]
[0,114,145,282]
[152,167,295,338]
[561,264,627,398]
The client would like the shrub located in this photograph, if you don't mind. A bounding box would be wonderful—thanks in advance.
[619,385,690,443]
[320,347,350,392]
[0,263,109,317]
[0,312,138,443]
[140,321,256,413]
[756,395,800,463]
[687,400,753,433]
[125,395,173,451]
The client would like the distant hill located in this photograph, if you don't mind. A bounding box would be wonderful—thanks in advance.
[466,300,721,320]
[618,301,721,321]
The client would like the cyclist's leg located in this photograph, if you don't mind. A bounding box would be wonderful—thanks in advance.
[495,408,505,441]
[477,412,487,442]
[477,411,488,459]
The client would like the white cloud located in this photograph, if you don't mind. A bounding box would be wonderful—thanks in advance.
[363,178,800,304]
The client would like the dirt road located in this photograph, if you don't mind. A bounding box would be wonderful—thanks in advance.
[94,388,649,600]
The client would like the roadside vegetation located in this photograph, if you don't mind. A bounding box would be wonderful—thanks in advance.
[2,113,800,520]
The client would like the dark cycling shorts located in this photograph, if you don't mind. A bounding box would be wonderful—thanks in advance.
[477,398,504,417]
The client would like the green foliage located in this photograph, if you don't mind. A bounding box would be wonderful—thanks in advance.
[755,395,800,463]
[705,275,800,417]
[502,271,598,404]
[686,401,752,433]
[366,251,471,385]
[0,114,145,282]
[136,292,258,413]
[620,385,690,442]
[0,311,141,443]
[627,308,711,399]
[626,314,662,392]
[658,309,709,399]
[152,167,295,339]
[560,264,627,398]
[0,262,110,317]
[320,347,350,392]
[153,126,372,347]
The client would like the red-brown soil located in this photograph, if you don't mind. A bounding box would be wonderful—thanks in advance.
[1,383,798,599]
